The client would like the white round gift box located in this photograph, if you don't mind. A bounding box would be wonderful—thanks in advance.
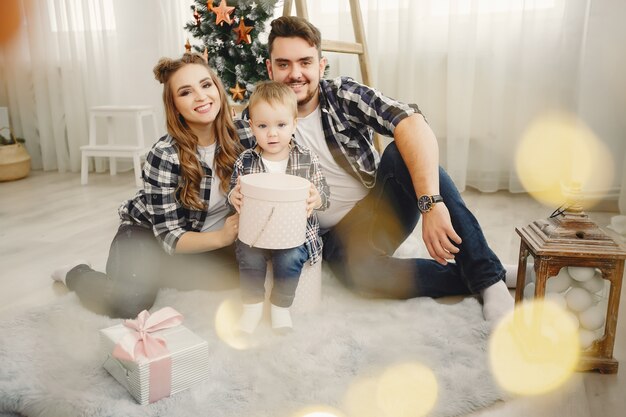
[239,173,310,249]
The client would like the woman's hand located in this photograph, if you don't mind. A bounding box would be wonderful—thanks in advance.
[221,213,240,246]
[229,178,243,213]
[306,183,322,217]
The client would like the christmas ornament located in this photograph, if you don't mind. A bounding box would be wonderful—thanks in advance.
[210,0,235,26]
[193,6,201,27]
[233,18,253,44]
[229,82,246,101]
[203,47,209,63]
[185,38,192,53]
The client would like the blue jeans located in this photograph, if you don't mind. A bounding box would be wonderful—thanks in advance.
[322,142,505,299]
[235,240,309,307]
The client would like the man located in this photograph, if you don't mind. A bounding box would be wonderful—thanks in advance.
[236,16,513,323]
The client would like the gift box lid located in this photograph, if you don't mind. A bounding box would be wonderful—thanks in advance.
[100,323,207,366]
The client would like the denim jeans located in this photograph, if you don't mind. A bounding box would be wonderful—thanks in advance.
[66,224,239,318]
[235,240,309,307]
[322,142,505,299]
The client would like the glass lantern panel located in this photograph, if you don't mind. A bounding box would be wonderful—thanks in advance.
[530,265,608,352]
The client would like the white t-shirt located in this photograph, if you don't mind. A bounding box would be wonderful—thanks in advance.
[197,143,229,232]
[261,156,288,174]
[295,106,368,230]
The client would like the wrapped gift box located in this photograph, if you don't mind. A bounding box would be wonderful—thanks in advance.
[100,311,209,405]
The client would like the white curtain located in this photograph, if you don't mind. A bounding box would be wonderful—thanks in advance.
[307,0,618,194]
[0,0,193,172]
[1,0,624,199]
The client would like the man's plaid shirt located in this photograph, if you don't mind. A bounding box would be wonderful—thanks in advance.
[228,140,330,265]
[235,76,422,188]
[118,134,254,255]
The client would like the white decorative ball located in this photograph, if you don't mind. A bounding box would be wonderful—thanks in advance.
[579,329,597,350]
[544,292,567,310]
[546,268,572,293]
[580,273,605,294]
[579,305,605,331]
[565,287,594,312]
[568,266,595,282]
[565,310,580,329]
[523,282,535,299]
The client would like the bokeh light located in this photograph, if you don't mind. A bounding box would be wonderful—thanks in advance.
[343,376,380,417]
[376,362,438,417]
[489,299,580,396]
[292,406,346,417]
[0,0,21,45]
[515,111,613,209]
[214,298,257,350]
[343,363,438,417]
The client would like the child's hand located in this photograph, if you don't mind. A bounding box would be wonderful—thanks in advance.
[230,178,243,213]
[306,183,322,217]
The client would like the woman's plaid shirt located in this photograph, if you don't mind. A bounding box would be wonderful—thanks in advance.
[118,134,254,255]
[228,140,330,265]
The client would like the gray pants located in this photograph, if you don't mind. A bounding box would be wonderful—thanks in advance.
[66,224,239,318]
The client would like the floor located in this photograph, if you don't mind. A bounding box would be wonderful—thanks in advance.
[0,170,624,416]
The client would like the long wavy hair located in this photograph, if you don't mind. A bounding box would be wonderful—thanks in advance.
[153,53,242,210]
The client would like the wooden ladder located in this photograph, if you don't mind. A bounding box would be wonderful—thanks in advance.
[282,0,384,150]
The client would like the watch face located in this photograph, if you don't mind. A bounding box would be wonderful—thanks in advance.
[418,195,432,213]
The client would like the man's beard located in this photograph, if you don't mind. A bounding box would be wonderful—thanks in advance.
[296,85,318,108]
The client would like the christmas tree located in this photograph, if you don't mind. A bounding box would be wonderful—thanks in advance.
[185,0,278,103]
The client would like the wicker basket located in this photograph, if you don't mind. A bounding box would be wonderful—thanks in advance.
[0,143,31,182]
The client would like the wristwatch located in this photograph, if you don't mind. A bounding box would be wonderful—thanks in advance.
[417,194,444,213]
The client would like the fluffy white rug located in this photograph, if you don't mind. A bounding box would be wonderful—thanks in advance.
[0,269,505,417]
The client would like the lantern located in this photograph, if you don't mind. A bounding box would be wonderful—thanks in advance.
[515,198,626,373]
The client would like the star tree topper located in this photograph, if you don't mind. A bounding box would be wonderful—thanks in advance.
[229,82,246,101]
[210,0,235,26]
[233,17,253,44]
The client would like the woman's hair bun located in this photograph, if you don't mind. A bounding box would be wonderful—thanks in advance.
[153,58,175,84]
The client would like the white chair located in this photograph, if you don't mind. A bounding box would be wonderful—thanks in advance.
[81,105,158,187]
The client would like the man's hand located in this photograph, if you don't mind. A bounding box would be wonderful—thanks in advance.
[229,178,243,213]
[421,203,462,265]
[306,183,322,217]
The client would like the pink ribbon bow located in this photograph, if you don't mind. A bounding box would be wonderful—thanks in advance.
[112,307,184,403]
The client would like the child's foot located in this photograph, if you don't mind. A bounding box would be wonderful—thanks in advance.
[481,280,514,324]
[238,302,264,334]
[271,304,293,334]
[51,260,91,285]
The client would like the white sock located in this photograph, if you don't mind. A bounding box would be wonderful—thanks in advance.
[238,302,264,334]
[481,280,514,323]
[270,304,292,330]
[503,264,518,288]
[50,260,91,285]
[503,262,534,288]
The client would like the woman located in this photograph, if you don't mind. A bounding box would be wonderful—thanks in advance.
[51,53,252,318]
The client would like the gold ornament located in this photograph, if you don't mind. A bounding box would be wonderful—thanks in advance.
[229,82,246,101]
[210,0,235,26]
[203,47,209,63]
[233,17,253,44]
[184,38,192,53]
